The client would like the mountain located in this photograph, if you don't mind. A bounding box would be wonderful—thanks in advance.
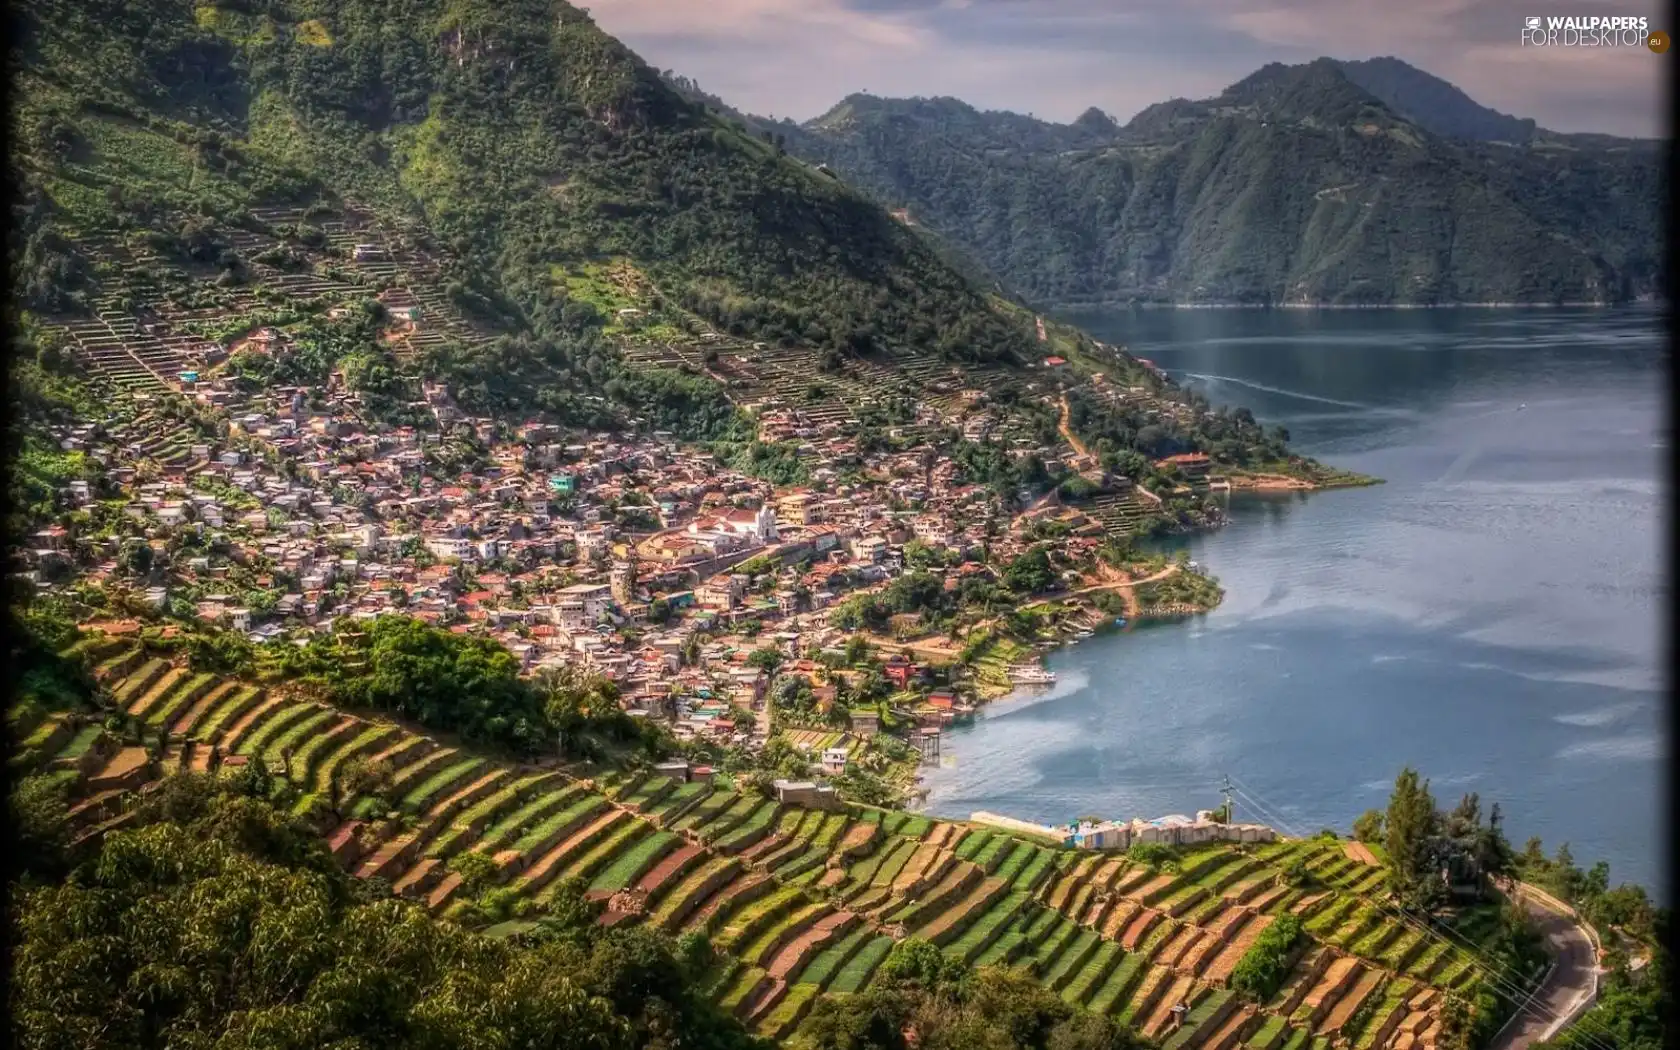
[1333,57,1539,144]
[15,0,1357,522]
[765,59,1664,307]
[11,0,1054,439]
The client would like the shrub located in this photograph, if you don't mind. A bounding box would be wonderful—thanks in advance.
[1230,914,1305,1001]
[1128,842,1176,869]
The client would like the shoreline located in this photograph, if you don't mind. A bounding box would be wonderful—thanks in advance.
[1054,299,1663,312]
[907,472,1370,802]
[1225,472,1383,493]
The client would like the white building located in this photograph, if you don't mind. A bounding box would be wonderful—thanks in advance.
[554,583,613,630]
[689,504,777,547]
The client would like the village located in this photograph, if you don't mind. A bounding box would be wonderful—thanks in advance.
[15,203,1261,807]
[22,333,1238,804]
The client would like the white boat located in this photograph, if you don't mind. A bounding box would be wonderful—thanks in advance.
[1008,665,1057,684]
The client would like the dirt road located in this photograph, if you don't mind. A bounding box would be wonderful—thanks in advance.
[1489,881,1600,1050]
[1058,395,1091,458]
[1021,563,1181,620]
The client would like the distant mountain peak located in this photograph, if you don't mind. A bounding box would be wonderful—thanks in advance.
[1217,58,1397,126]
[1072,106,1119,134]
[1333,56,1540,143]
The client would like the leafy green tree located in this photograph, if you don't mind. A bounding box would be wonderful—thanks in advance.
[449,849,501,897]
[538,664,642,761]
[11,773,72,881]
[1385,766,1442,910]
[800,990,911,1050]
[878,938,961,991]
[1352,809,1385,843]
[1002,547,1054,595]
[10,774,768,1050]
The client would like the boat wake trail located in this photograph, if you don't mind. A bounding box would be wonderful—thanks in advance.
[1178,373,1416,416]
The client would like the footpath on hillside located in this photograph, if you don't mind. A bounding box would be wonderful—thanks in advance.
[1057,395,1091,459]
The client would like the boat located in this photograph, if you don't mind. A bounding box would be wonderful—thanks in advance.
[1008,665,1057,684]
[1073,630,1094,640]
[1114,617,1128,626]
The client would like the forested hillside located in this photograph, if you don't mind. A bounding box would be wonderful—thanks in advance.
[741,59,1663,308]
[11,0,1041,434]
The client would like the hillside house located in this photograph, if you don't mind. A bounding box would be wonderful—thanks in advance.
[849,709,880,738]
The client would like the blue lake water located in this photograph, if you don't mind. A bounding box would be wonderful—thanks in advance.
[920,307,1667,897]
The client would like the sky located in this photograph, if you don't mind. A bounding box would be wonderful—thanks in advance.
[586,0,1668,138]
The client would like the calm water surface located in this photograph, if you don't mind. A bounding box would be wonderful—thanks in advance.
[921,308,1667,896]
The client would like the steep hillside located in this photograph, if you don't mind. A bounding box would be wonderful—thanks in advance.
[11,0,1042,436]
[1333,57,1540,144]
[13,0,1363,504]
[18,622,1518,1047]
[772,59,1664,307]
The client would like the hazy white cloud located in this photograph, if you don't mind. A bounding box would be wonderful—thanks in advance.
[585,0,1667,136]
[590,0,928,50]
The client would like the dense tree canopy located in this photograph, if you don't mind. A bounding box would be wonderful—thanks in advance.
[796,954,1149,1050]
[10,773,769,1050]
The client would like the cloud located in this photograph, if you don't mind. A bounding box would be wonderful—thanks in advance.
[584,0,1666,136]
[589,0,928,51]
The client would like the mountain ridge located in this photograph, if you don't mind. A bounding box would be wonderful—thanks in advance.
[680,57,1663,308]
[13,0,1045,378]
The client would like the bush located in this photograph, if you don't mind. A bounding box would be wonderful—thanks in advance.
[1230,914,1305,1001]
[1127,842,1176,869]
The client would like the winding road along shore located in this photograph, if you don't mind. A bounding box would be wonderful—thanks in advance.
[1489,880,1601,1050]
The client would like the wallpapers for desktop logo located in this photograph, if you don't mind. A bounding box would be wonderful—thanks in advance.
[1521,14,1667,50]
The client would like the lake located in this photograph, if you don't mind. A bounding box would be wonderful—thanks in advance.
[920,307,1667,897]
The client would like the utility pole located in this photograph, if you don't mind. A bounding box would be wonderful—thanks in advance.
[1221,774,1235,825]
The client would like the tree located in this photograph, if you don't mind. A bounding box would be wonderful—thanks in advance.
[878,938,961,991]
[1002,547,1054,595]
[801,990,911,1050]
[1385,766,1442,910]
[1353,809,1385,843]
[449,849,501,897]
[12,773,71,880]
[1229,914,1305,1001]
[539,664,639,760]
[119,537,153,576]
[746,647,784,675]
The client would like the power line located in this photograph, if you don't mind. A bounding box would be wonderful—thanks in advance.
[1225,775,1621,1050]
[1225,783,1569,1022]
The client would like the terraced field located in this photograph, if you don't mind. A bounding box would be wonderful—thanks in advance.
[48,204,498,389]
[32,636,1482,1047]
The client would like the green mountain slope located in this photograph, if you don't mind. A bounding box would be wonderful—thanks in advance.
[12,0,1043,434]
[11,0,1361,502]
[1333,57,1540,144]
[763,59,1664,307]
